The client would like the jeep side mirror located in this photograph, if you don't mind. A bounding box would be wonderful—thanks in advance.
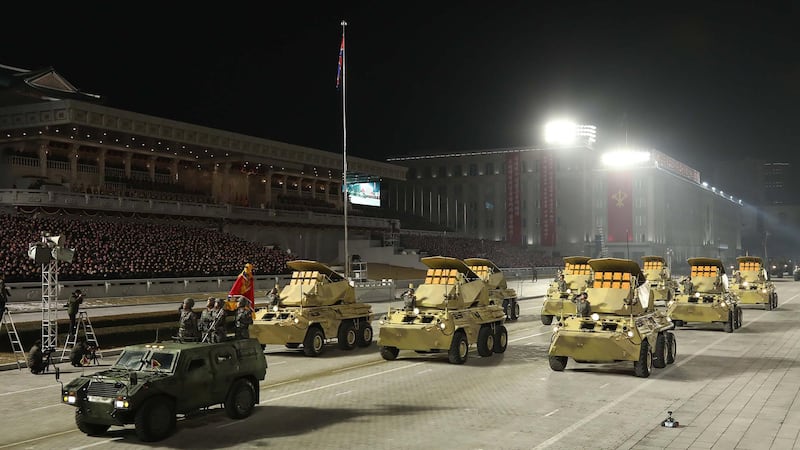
[130,372,138,386]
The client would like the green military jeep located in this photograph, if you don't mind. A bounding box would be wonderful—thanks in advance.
[59,339,267,442]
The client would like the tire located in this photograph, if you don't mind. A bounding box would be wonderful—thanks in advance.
[723,312,734,333]
[541,314,553,325]
[225,378,256,419]
[337,321,358,350]
[766,296,773,311]
[672,319,684,327]
[634,339,652,378]
[448,330,469,364]
[476,326,495,357]
[356,320,373,347]
[653,333,667,369]
[773,294,778,309]
[493,325,508,354]
[509,300,520,321]
[75,409,110,436]
[736,307,743,329]
[666,332,676,364]
[303,327,325,356]
[549,355,567,371]
[285,343,300,349]
[380,346,399,360]
[134,396,176,442]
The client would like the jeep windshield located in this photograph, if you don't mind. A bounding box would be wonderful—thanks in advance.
[114,349,177,372]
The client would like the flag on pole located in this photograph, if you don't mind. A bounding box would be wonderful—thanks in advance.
[336,34,344,89]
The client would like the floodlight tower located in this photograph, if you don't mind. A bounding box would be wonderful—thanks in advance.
[27,233,75,353]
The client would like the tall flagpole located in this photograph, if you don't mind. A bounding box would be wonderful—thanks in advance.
[340,20,349,279]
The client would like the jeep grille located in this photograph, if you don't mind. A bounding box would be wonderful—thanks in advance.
[87,381,120,397]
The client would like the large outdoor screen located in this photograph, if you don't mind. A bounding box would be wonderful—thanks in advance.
[346,182,380,207]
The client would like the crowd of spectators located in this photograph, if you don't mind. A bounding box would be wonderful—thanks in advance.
[398,233,561,268]
[0,213,295,282]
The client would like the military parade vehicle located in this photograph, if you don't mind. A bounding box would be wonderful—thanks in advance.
[464,257,520,320]
[378,256,508,364]
[548,258,676,378]
[541,256,592,325]
[249,259,373,356]
[729,256,778,310]
[58,339,267,442]
[642,255,679,305]
[667,257,742,332]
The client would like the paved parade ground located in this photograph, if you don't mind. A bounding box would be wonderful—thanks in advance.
[1,279,800,449]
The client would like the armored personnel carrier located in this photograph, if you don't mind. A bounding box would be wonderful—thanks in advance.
[548,258,676,378]
[667,257,742,332]
[464,257,519,320]
[729,256,777,310]
[642,255,679,306]
[59,339,267,442]
[541,256,592,325]
[250,260,373,356]
[378,256,508,364]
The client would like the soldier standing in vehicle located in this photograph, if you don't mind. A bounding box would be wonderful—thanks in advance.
[234,296,253,339]
[177,298,199,341]
[199,297,215,338]
[267,286,280,307]
[212,298,228,342]
[402,284,416,310]
[574,291,591,317]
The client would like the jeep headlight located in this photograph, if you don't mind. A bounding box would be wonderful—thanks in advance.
[114,397,130,409]
[63,391,77,404]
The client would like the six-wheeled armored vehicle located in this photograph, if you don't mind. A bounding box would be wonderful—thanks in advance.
[378,256,507,364]
[541,256,592,325]
[642,255,679,306]
[59,339,267,442]
[250,260,373,356]
[730,256,778,310]
[548,258,676,378]
[464,257,520,320]
[667,257,742,332]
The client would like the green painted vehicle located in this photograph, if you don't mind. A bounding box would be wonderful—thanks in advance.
[250,260,373,356]
[642,255,679,305]
[378,256,507,364]
[541,256,592,325]
[729,256,777,310]
[667,257,742,332]
[464,257,519,321]
[548,258,676,378]
[59,339,267,442]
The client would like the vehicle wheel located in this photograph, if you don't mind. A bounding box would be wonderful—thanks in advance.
[285,343,300,349]
[653,332,667,369]
[549,355,567,371]
[134,396,176,442]
[633,339,652,378]
[337,321,358,350]
[380,346,399,361]
[448,330,469,364]
[356,320,373,347]
[510,300,520,321]
[672,319,684,327]
[666,332,676,364]
[303,327,325,356]
[493,324,508,354]
[541,314,553,325]
[773,294,778,309]
[766,296,773,311]
[736,307,743,329]
[75,409,110,436]
[723,312,734,333]
[476,326,494,357]
[225,378,256,419]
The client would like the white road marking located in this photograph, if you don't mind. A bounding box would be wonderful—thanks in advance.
[544,409,559,417]
[70,438,123,449]
[417,369,433,375]
[599,383,609,389]
[509,331,550,343]
[0,385,53,397]
[264,378,300,389]
[332,360,384,373]
[335,390,352,396]
[30,403,61,411]
[0,429,75,449]
[268,360,287,366]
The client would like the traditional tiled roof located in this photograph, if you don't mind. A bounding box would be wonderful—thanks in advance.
[0,63,101,104]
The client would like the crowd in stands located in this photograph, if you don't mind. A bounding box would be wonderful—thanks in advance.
[0,213,295,282]
[399,233,561,268]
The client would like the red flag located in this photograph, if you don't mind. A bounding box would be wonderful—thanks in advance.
[336,35,344,89]
[229,263,255,311]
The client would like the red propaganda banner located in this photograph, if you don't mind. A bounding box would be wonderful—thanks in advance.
[229,263,255,311]
[505,152,522,244]
[606,171,633,243]
[540,153,556,246]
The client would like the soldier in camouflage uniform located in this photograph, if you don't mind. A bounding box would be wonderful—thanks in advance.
[212,298,228,342]
[199,297,215,341]
[574,292,591,317]
[234,296,253,339]
[177,298,199,341]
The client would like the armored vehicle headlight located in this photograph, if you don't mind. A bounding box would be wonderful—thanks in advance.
[743,281,749,287]
[552,325,560,332]
[627,331,634,338]
[439,322,446,330]
[293,318,300,324]
[566,288,572,294]
[720,300,727,307]
[694,292,701,298]
[272,305,279,312]
[668,300,674,307]
[413,307,420,315]
[590,313,600,321]
[761,288,768,294]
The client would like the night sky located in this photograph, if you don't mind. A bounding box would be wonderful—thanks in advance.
[3,2,797,178]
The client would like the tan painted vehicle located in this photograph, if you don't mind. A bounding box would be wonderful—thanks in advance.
[729,256,778,310]
[548,258,676,378]
[250,260,373,356]
[642,255,679,305]
[378,256,507,364]
[541,256,592,325]
[464,257,519,321]
[667,257,742,332]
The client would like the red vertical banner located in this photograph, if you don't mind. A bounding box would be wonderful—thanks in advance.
[540,153,556,246]
[606,171,633,243]
[505,152,522,244]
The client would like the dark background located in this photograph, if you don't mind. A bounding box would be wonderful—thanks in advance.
[2,2,797,179]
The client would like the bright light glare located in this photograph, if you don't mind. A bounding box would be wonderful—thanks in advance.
[544,120,577,145]
[600,150,651,167]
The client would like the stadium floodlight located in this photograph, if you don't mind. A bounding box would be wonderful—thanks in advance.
[544,120,597,147]
[600,149,652,168]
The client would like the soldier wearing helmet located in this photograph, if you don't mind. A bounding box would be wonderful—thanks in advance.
[177,298,199,341]
[234,295,253,339]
